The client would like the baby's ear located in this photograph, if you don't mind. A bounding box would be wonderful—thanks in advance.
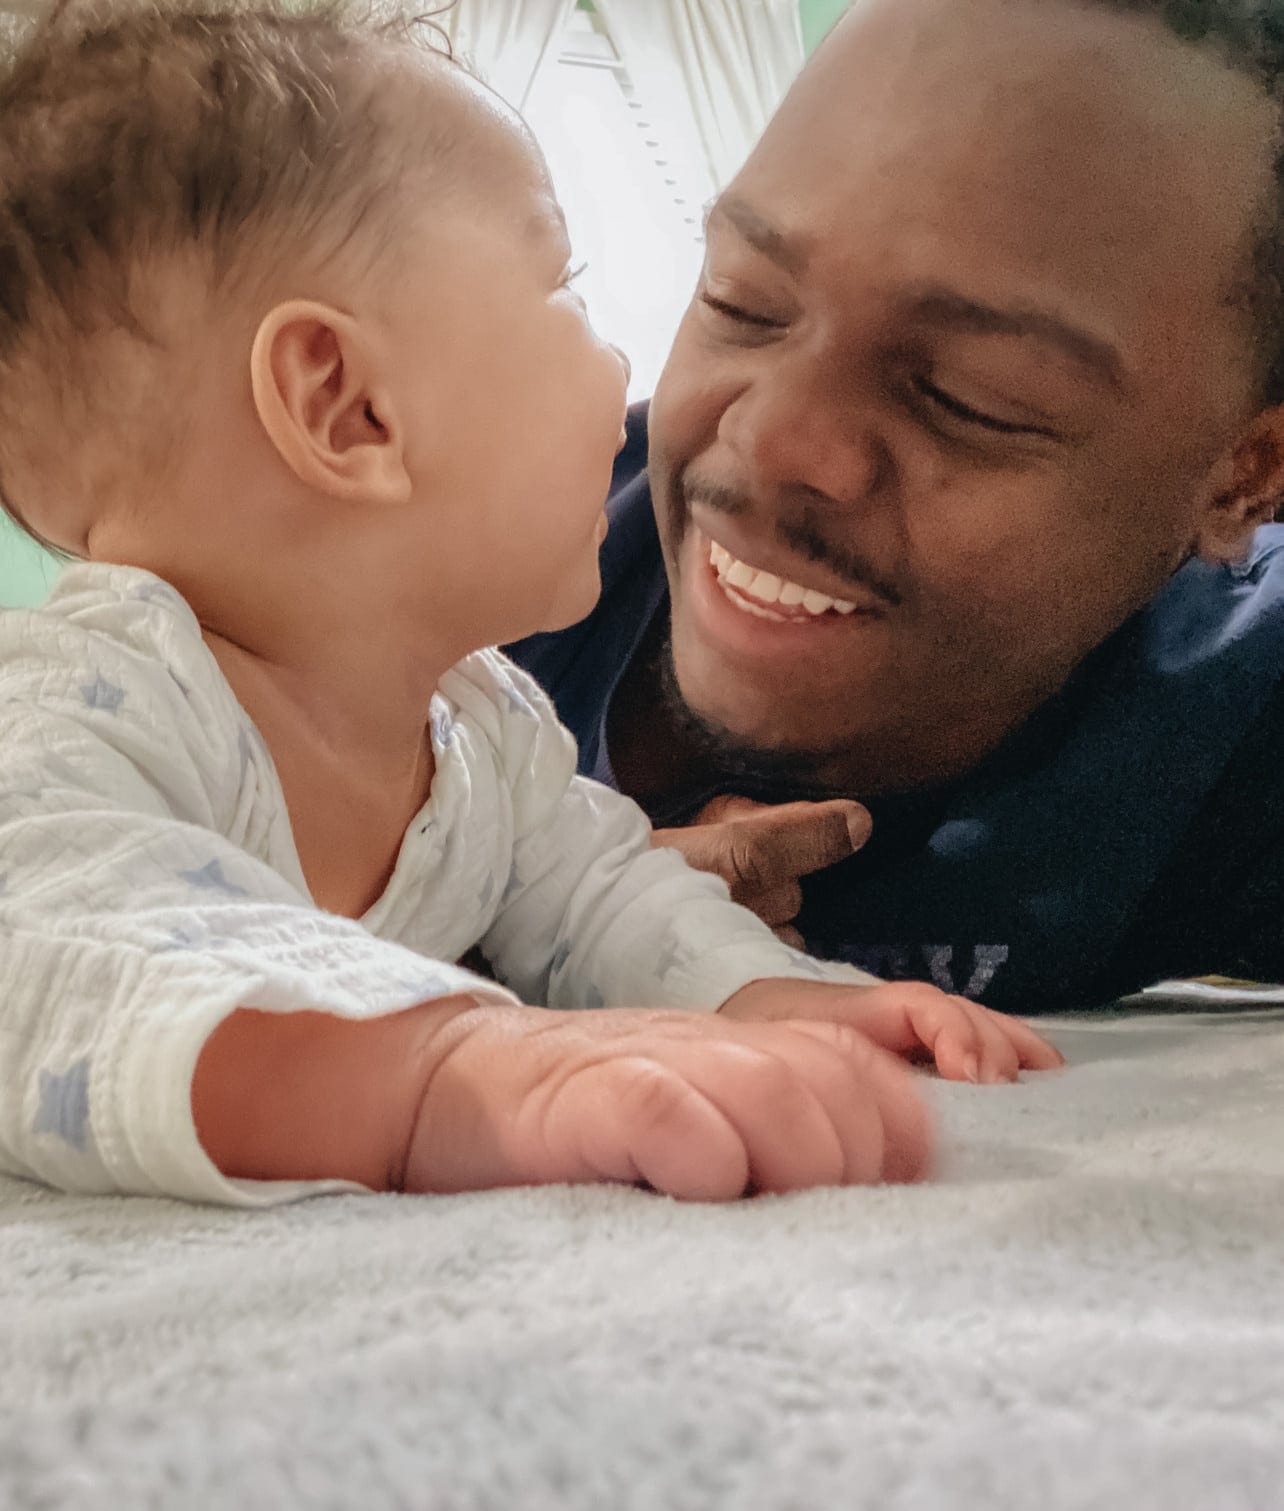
[249,301,411,505]
[1194,404,1284,564]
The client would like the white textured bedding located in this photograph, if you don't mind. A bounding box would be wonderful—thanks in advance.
[2,1009,1282,1510]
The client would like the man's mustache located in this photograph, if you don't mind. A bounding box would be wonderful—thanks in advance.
[683,479,904,608]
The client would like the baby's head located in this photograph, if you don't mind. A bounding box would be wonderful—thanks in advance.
[0,0,628,645]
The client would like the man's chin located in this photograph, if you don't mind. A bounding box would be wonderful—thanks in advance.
[678,669,797,749]
[662,634,845,788]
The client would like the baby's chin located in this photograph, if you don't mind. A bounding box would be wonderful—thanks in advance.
[527,569,604,639]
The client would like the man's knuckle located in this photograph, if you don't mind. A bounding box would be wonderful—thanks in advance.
[753,881,802,926]
[727,835,768,893]
[663,834,718,874]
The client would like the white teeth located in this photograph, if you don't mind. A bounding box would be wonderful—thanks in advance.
[727,594,786,621]
[747,570,782,604]
[707,537,855,619]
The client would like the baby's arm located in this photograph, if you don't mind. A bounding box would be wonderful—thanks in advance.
[484,767,825,1009]
[476,657,1061,1081]
[0,625,929,1201]
[0,695,514,1201]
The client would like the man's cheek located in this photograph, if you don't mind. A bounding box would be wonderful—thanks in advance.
[651,344,736,457]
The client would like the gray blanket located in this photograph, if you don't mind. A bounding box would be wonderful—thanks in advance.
[3,1010,1283,1510]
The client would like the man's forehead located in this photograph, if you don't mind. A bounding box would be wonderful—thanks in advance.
[731,0,1273,360]
[753,0,1272,220]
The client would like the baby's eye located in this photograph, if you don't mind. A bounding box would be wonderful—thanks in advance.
[562,261,589,287]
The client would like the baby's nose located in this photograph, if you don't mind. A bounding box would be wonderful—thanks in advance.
[610,343,632,387]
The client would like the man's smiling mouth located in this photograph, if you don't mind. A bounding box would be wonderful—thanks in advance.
[679,477,900,621]
[694,520,892,629]
[708,539,863,621]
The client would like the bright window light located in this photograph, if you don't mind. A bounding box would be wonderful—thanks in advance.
[523,5,711,400]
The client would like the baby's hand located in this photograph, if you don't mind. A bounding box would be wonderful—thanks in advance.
[402,1003,933,1199]
[720,978,1063,1084]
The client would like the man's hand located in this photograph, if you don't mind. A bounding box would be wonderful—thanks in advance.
[652,795,872,944]
[720,978,1064,1084]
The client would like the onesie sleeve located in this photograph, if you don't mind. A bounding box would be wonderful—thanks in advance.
[0,579,512,1206]
[473,653,879,1010]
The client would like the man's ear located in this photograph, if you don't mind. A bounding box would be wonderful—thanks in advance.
[249,300,411,505]
[1194,404,1284,563]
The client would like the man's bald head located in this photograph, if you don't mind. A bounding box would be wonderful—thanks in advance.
[785,0,1284,417]
[1085,0,1284,405]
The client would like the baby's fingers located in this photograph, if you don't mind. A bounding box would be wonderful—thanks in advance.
[963,1006,1022,1083]
[556,1042,852,1199]
[928,1001,1063,1083]
[922,1005,987,1084]
[875,986,987,1083]
[992,1013,1065,1072]
[566,1024,931,1198]
[572,1058,752,1201]
[695,1041,855,1193]
[676,1026,894,1192]
[786,1021,933,1183]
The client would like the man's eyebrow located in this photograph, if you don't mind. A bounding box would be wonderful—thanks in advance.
[706,195,810,277]
[907,287,1126,391]
[704,202,1126,390]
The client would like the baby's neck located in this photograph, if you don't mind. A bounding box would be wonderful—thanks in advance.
[202,614,446,918]
[95,484,479,910]
[205,622,440,783]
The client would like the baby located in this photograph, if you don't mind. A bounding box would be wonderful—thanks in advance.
[0,0,1059,1207]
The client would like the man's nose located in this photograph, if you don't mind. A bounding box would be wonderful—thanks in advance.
[717,373,882,505]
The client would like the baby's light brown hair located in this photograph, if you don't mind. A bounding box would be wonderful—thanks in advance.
[0,0,459,548]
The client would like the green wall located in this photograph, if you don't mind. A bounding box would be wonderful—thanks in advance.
[0,517,57,609]
[800,0,849,54]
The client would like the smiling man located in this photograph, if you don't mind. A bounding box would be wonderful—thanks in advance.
[510,0,1284,1014]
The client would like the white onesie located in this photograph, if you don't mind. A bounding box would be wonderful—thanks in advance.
[0,565,865,1206]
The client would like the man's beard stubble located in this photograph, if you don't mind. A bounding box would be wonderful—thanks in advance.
[653,627,849,804]
[649,465,898,803]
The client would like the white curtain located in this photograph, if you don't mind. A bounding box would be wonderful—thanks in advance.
[438,0,576,111]
[594,0,805,191]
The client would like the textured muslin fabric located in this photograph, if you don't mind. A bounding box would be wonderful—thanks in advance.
[0,564,840,1206]
[0,1010,1280,1509]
